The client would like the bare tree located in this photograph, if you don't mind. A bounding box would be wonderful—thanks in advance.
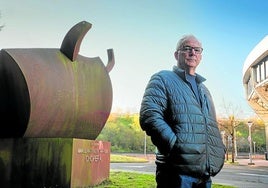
[218,100,243,163]
[218,116,240,163]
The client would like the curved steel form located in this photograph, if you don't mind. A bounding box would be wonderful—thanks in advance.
[242,35,268,152]
[0,21,114,139]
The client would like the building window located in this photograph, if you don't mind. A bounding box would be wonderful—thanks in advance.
[261,61,266,81]
[266,58,268,79]
[256,64,261,83]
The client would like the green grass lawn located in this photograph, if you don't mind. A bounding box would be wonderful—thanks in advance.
[91,154,236,188]
[95,171,156,188]
[94,171,235,188]
[110,154,149,163]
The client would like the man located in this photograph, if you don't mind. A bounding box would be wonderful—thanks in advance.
[139,35,225,188]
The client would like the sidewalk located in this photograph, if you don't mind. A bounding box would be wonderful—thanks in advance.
[236,158,268,167]
[126,153,268,167]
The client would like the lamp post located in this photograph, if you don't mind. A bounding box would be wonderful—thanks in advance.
[144,132,147,157]
[253,141,256,158]
[221,131,227,160]
[221,131,226,145]
[247,121,255,165]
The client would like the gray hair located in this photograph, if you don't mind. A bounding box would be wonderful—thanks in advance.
[176,35,202,51]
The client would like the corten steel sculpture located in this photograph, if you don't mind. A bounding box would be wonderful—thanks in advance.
[0,21,114,139]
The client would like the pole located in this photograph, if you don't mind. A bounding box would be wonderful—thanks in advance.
[247,121,254,165]
[234,127,238,159]
[221,131,227,161]
[253,141,256,158]
[144,132,147,157]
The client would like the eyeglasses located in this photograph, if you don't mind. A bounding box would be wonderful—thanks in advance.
[179,46,203,54]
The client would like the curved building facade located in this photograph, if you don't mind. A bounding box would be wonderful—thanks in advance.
[242,35,268,152]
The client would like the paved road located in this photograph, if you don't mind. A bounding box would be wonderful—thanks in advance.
[212,163,268,188]
[110,159,268,188]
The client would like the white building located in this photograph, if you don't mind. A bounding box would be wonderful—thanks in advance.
[242,35,268,153]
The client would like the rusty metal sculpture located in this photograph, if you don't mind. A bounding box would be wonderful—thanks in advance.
[0,21,114,139]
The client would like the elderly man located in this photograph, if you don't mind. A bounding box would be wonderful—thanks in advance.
[139,35,225,188]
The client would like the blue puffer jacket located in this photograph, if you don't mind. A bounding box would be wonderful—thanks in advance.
[139,66,225,178]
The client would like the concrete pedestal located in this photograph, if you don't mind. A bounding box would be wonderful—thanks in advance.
[0,138,110,188]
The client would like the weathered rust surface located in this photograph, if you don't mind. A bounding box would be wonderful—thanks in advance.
[0,21,114,139]
[0,138,110,187]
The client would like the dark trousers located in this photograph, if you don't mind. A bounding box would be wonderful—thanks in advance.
[156,163,211,188]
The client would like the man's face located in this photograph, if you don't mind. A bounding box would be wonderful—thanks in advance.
[175,37,203,70]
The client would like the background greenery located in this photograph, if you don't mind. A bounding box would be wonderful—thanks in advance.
[97,113,266,154]
[97,113,155,153]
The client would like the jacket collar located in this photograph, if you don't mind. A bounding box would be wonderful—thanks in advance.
[172,66,206,84]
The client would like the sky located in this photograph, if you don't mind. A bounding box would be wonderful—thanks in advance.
[0,0,267,119]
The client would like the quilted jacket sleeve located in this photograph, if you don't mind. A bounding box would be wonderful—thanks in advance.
[139,72,176,155]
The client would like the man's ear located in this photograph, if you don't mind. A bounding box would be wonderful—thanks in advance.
[174,51,179,61]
